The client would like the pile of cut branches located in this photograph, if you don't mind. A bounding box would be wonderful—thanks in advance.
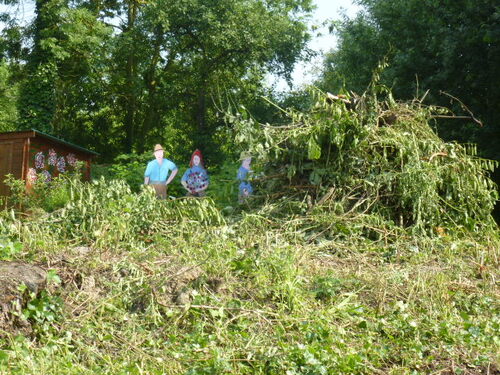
[231,89,498,234]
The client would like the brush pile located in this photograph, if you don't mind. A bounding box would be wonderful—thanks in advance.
[232,89,498,234]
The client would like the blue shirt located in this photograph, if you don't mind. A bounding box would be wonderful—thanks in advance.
[237,166,250,181]
[237,166,253,195]
[145,159,177,182]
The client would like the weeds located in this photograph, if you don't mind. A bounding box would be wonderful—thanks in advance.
[0,91,499,374]
[0,238,22,260]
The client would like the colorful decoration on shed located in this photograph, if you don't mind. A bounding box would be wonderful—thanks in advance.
[66,153,77,167]
[48,149,57,166]
[41,170,52,182]
[27,168,37,184]
[29,148,81,183]
[35,152,45,169]
[57,156,66,173]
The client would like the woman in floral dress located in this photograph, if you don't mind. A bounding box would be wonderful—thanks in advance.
[181,150,209,197]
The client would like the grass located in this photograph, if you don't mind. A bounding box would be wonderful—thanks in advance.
[0,89,498,373]
[0,180,498,374]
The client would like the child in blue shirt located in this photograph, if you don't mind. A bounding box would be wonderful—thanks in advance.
[237,154,253,202]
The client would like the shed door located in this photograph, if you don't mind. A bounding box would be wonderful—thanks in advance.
[0,141,14,196]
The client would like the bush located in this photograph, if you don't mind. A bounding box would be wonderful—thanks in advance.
[102,153,151,192]
[3,167,82,213]
[1,177,224,245]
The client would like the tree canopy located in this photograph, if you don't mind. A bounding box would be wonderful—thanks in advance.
[0,0,313,161]
[318,0,500,163]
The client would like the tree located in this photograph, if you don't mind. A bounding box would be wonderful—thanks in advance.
[112,0,314,159]
[318,0,500,162]
[1,0,313,161]
[17,0,67,132]
[0,61,18,131]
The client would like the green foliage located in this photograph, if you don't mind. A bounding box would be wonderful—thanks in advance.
[319,0,500,164]
[312,276,343,302]
[18,286,63,335]
[0,169,498,373]
[0,61,18,132]
[4,169,80,212]
[17,0,65,131]
[231,89,498,234]
[0,1,498,372]
[16,0,113,135]
[2,0,313,161]
[1,175,225,248]
[105,153,152,192]
[204,161,240,209]
[2,174,28,208]
[17,62,58,132]
[0,237,22,260]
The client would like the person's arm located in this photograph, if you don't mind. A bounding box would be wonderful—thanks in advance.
[165,168,178,185]
[181,169,189,190]
[144,162,151,185]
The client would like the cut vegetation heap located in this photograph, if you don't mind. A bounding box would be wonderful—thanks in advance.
[232,87,498,234]
[0,88,498,374]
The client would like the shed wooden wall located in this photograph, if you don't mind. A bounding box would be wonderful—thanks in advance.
[1,131,95,198]
[0,138,25,197]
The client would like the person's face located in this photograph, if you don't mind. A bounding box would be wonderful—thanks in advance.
[242,157,251,169]
[154,149,164,159]
[193,155,200,166]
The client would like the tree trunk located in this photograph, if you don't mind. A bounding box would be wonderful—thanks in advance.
[139,27,165,153]
[124,0,138,153]
[195,81,207,142]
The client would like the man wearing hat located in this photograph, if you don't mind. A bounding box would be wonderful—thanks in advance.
[144,144,178,199]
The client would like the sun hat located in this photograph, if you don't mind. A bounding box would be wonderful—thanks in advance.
[154,144,164,152]
[239,151,251,161]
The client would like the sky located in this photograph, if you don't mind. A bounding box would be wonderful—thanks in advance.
[271,0,361,91]
[0,2,35,25]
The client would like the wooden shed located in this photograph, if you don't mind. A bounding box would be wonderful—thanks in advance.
[0,129,98,197]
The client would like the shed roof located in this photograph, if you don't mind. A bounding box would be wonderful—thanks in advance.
[0,129,99,156]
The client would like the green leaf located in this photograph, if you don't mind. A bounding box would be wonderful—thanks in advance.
[358,320,368,329]
[308,137,321,160]
[47,270,61,285]
[0,350,8,364]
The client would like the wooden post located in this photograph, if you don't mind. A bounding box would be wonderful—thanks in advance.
[23,137,30,190]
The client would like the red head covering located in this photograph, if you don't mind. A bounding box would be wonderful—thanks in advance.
[190,149,204,167]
